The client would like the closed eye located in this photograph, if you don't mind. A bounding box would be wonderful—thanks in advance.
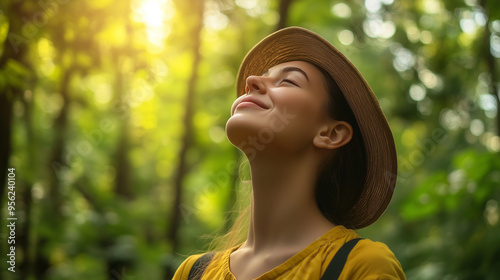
[281,79,299,86]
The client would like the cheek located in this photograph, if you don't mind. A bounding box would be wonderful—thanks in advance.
[272,91,323,125]
[268,93,326,146]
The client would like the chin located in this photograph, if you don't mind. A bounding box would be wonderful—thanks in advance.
[225,116,255,148]
[226,114,274,148]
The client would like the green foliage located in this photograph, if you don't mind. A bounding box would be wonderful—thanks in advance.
[0,0,499,279]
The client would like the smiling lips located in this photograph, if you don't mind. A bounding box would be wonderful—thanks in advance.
[236,96,270,110]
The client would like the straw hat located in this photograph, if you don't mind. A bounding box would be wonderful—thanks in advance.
[236,27,397,229]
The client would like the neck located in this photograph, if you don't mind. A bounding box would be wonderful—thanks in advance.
[242,151,335,254]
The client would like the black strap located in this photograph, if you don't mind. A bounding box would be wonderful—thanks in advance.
[187,238,362,280]
[187,252,215,280]
[320,238,363,280]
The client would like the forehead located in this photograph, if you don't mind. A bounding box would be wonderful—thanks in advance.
[264,61,322,77]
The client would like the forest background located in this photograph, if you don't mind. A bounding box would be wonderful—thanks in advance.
[1,0,500,279]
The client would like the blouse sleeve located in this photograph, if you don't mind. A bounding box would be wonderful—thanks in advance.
[339,239,406,280]
[172,254,204,280]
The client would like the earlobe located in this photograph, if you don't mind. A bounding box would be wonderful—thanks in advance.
[313,121,353,150]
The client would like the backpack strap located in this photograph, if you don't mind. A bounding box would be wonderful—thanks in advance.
[187,252,215,280]
[320,238,363,280]
[187,238,362,280]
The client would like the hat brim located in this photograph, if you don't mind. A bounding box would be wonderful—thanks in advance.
[236,27,397,229]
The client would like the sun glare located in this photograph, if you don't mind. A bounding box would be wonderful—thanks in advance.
[132,0,175,52]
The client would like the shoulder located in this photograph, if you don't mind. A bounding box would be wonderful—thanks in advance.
[172,254,205,280]
[340,239,406,280]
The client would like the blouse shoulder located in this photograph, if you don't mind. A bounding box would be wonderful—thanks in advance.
[172,254,205,280]
[339,239,406,280]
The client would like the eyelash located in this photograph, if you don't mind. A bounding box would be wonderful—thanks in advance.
[282,79,298,86]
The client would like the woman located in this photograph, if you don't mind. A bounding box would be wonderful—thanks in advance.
[173,27,405,280]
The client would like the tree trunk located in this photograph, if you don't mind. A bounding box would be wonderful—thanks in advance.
[0,89,14,210]
[34,66,74,280]
[166,0,204,278]
[0,0,28,233]
[479,0,500,136]
[106,15,137,278]
[17,78,38,280]
[19,181,33,279]
[112,52,133,200]
[0,3,33,278]
[276,0,294,30]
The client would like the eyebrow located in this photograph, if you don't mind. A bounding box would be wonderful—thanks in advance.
[262,66,310,82]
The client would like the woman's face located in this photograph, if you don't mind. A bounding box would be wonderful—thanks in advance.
[226,61,332,157]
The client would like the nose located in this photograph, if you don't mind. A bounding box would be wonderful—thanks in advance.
[245,75,267,95]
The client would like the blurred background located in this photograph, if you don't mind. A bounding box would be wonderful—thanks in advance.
[0,0,499,279]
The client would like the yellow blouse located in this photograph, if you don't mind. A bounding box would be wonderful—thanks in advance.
[173,226,406,280]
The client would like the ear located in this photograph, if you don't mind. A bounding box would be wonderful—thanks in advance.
[313,121,353,150]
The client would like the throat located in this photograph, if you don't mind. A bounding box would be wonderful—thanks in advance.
[244,158,336,253]
[229,243,303,280]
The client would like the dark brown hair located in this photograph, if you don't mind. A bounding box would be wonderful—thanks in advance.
[313,64,367,229]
